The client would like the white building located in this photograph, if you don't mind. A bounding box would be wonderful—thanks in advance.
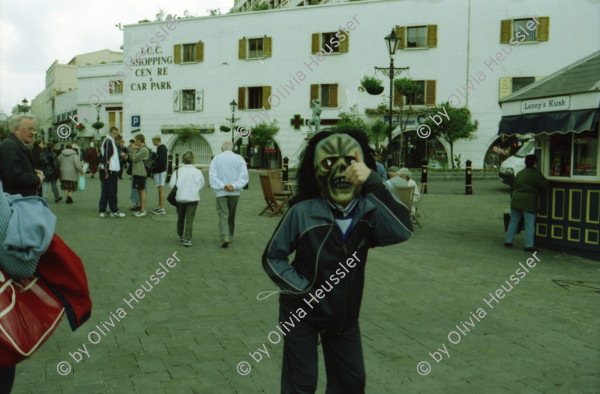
[117,0,600,168]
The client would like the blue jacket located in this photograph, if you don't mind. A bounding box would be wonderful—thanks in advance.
[262,171,412,331]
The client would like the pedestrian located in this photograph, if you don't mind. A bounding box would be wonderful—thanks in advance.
[262,130,412,394]
[397,167,421,215]
[375,154,387,180]
[0,115,44,196]
[127,139,142,211]
[116,136,127,179]
[169,150,205,247]
[84,142,99,178]
[384,166,409,188]
[31,139,43,170]
[151,135,168,215]
[209,141,249,248]
[130,134,150,217]
[98,127,125,218]
[57,144,83,204]
[39,142,62,203]
[505,154,549,252]
[57,143,65,156]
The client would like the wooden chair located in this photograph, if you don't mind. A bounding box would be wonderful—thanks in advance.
[394,185,422,228]
[259,174,288,217]
[268,170,292,199]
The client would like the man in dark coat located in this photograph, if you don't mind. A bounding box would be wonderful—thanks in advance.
[0,115,44,196]
[32,138,43,170]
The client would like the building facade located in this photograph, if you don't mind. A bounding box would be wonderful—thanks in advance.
[117,0,600,168]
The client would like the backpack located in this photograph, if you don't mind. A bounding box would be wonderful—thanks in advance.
[144,149,157,177]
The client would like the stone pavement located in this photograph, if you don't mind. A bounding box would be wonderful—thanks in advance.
[11,171,600,393]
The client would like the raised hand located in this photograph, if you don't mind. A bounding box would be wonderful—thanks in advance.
[345,149,371,186]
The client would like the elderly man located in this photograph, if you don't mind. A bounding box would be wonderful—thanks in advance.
[398,167,421,214]
[209,141,249,248]
[384,166,408,189]
[0,115,44,196]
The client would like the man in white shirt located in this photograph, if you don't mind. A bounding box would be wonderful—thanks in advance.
[397,167,421,215]
[209,141,249,248]
[384,166,409,189]
[98,127,126,218]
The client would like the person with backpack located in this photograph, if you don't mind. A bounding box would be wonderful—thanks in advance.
[130,134,150,217]
[39,142,62,203]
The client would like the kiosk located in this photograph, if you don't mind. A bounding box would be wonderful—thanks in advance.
[498,50,599,256]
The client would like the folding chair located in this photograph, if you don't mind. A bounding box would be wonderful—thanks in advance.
[259,174,288,217]
[394,185,422,228]
[268,170,293,199]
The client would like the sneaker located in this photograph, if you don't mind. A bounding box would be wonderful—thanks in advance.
[134,210,147,217]
[178,235,184,242]
[183,239,192,247]
[152,207,162,213]
[110,211,126,218]
[221,237,231,248]
[130,205,141,211]
[99,212,106,218]
[66,197,73,204]
[152,208,166,215]
[55,197,63,203]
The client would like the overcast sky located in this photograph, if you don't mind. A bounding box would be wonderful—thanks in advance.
[0,0,231,115]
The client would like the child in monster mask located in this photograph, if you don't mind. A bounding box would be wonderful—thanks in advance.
[262,129,413,394]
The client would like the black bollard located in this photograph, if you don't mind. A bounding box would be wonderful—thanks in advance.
[282,157,289,182]
[465,160,473,195]
[175,153,180,170]
[421,159,428,194]
[166,154,173,182]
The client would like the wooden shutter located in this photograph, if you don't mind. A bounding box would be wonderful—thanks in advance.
[537,17,549,41]
[108,112,116,129]
[174,44,181,64]
[311,33,320,54]
[425,80,436,105]
[310,84,319,107]
[500,20,512,43]
[239,38,247,59]
[195,89,203,111]
[426,25,437,47]
[173,90,181,111]
[499,77,512,99]
[195,41,204,62]
[395,26,406,49]
[238,87,246,110]
[394,87,402,107]
[329,84,338,107]
[262,86,271,110]
[339,31,349,53]
[264,36,272,57]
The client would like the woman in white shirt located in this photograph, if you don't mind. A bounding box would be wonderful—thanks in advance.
[169,151,205,247]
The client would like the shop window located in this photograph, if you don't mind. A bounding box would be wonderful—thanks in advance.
[549,133,572,177]
[573,130,598,176]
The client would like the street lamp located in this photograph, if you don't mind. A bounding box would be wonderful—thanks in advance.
[375,29,409,167]
[227,99,240,145]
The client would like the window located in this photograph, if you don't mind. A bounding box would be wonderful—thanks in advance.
[511,77,535,93]
[182,90,196,111]
[110,81,123,94]
[310,84,338,108]
[513,19,537,41]
[183,44,196,62]
[500,17,549,43]
[237,86,272,110]
[395,25,437,49]
[239,37,272,59]
[248,87,263,109]
[407,26,427,48]
[173,89,204,112]
[406,81,425,105]
[321,33,340,53]
[248,38,264,58]
[394,80,436,106]
[573,130,598,176]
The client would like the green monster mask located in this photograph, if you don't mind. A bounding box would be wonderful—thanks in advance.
[313,134,364,207]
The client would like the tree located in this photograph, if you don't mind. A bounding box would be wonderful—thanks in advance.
[421,102,479,169]
[393,77,423,165]
[207,8,221,15]
[249,120,279,148]
[334,105,367,133]
[365,120,389,149]
[0,122,9,140]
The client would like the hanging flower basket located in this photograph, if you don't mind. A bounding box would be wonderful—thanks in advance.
[360,76,384,95]
[220,125,231,132]
[91,121,104,130]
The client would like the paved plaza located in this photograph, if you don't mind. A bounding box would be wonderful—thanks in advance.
[11,172,600,393]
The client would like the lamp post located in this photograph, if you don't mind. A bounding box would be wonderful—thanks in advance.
[375,29,409,167]
[227,100,241,146]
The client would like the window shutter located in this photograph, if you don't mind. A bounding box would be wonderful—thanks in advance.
[500,20,512,43]
[173,90,181,111]
[395,26,406,49]
[310,84,319,107]
[262,86,271,110]
[329,84,338,107]
[196,41,204,62]
[237,87,246,110]
[425,80,436,105]
[239,38,247,59]
[394,86,402,107]
[537,17,549,41]
[195,89,203,111]
[499,78,512,99]
[426,25,437,47]
[311,33,320,54]
[339,31,349,53]
[174,44,181,64]
[264,36,272,57]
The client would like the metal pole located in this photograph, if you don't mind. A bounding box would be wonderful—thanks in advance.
[421,159,428,194]
[388,57,394,167]
[465,159,473,195]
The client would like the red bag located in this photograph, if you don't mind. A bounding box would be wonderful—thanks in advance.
[0,270,65,367]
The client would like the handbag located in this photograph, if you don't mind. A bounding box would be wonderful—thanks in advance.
[0,268,65,367]
[167,169,178,207]
[77,175,86,191]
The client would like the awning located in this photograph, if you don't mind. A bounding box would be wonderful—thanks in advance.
[498,108,598,136]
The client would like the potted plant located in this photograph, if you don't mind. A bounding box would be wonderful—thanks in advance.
[91,121,104,131]
[220,125,231,132]
[359,76,384,95]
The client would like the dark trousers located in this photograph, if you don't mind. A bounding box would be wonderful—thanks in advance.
[216,195,239,241]
[176,201,198,240]
[99,170,119,213]
[280,311,366,394]
[0,365,16,393]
